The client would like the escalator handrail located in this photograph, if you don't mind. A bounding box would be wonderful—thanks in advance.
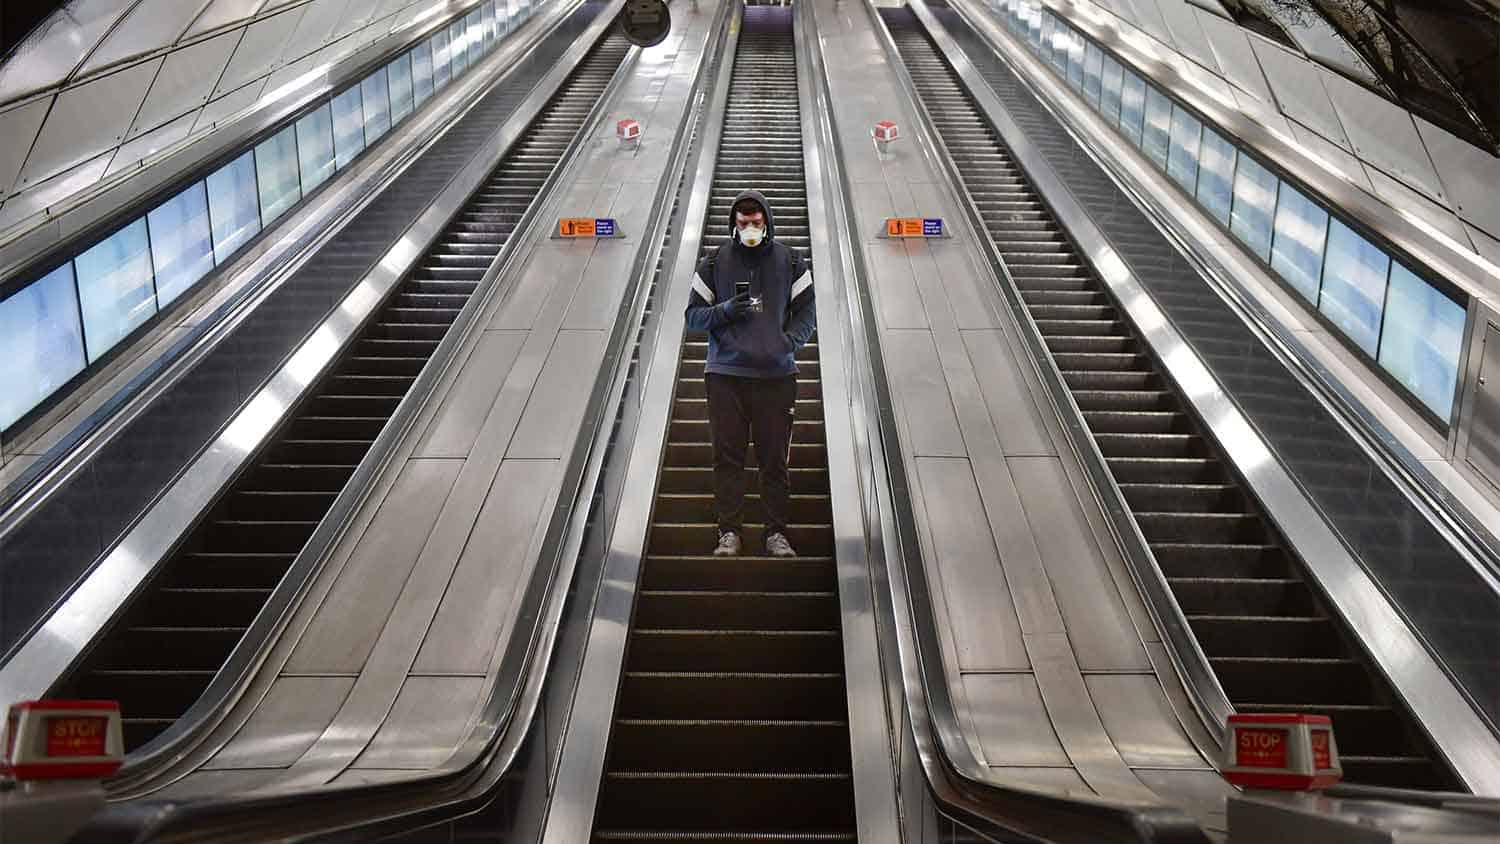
[803,2,1211,841]
[65,2,733,839]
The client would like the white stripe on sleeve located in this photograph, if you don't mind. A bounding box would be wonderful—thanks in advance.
[789,269,813,302]
[692,273,715,305]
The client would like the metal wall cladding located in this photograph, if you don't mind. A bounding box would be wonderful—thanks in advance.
[936,2,1500,735]
[0,0,490,234]
[0,2,601,663]
[1059,0,1499,270]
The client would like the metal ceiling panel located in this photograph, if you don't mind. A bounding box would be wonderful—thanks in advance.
[213,7,309,98]
[0,99,52,200]
[0,0,137,105]
[0,153,112,231]
[1248,38,1350,150]
[1417,117,1500,245]
[80,0,216,75]
[375,0,415,18]
[187,0,273,37]
[1151,0,1218,73]
[259,51,323,107]
[1184,0,1227,18]
[331,0,381,40]
[1265,3,1381,90]
[281,0,355,60]
[1119,0,1174,45]
[1319,68,1445,203]
[1192,5,1271,105]
[1363,163,1474,249]
[190,75,266,134]
[1462,223,1500,269]
[129,30,241,139]
[1287,119,1373,194]
[18,58,163,192]
[106,109,198,177]
[1099,0,1143,29]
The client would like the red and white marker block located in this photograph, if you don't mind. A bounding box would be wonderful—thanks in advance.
[873,120,900,144]
[1223,713,1342,790]
[617,118,641,146]
[2,700,124,781]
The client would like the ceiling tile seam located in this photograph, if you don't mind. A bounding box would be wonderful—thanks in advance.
[100,55,177,187]
[67,0,220,88]
[68,0,155,90]
[199,27,255,135]
[4,95,59,201]
[8,0,309,112]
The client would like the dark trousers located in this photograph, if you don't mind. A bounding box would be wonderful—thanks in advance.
[705,373,797,537]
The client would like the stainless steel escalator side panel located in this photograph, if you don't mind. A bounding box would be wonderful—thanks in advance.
[0,0,613,726]
[824,1,1211,840]
[2,0,630,794]
[793,1,903,838]
[905,0,1500,796]
[113,19,641,798]
[64,4,734,837]
[539,6,744,841]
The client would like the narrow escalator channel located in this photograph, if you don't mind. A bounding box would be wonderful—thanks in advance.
[590,5,857,839]
[879,6,1456,791]
[59,33,632,752]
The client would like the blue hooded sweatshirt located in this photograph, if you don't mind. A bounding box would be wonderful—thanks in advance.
[683,189,815,378]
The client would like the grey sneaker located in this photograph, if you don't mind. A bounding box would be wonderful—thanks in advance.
[764,531,796,558]
[713,531,742,557]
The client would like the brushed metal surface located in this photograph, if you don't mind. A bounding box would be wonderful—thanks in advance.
[1466,322,1500,491]
[926,0,1500,793]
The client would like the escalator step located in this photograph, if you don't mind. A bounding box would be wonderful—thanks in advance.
[640,556,836,592]
[633,590,838,630]
[626,630,843,674]
[617,672,848,721]
[607,719,850,772]
[594,771,855,831]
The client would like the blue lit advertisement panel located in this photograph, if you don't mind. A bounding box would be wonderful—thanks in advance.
[75,217,157,362]
[1269,183,1329,305]
[1318,219,1389,356]
[0,265,87,430]
[147,181,215,307]
[206,151,262,263]
[1380,264,1466,419]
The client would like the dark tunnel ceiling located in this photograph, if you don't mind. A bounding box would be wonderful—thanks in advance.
[1215,0,1500,152]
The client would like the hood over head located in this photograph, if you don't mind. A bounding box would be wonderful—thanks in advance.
[728,189,775,243]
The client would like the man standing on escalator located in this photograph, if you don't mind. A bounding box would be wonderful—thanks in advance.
[684,190,816,558]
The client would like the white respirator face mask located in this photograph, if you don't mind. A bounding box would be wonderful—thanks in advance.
[737,224,766,247]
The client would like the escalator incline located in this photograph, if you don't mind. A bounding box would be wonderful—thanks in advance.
[880,6,1455,792]
[590,5,858,841]
[61,34,632,752]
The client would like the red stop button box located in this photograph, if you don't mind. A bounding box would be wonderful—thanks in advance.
[617,118,641,143]
[1223,713,1342,790]
[2,700,124,781]
[873,120,899,143]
